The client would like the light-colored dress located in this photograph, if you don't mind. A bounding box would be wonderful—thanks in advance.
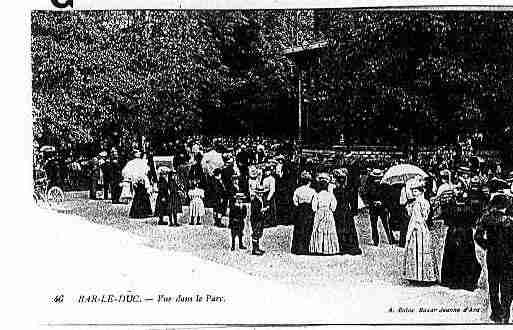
[309,190,340,255]
[188,188,205,218]
[403,197,438,282]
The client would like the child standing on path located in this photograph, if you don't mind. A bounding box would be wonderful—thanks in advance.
[188,180,205,225]
[229,193,248,251]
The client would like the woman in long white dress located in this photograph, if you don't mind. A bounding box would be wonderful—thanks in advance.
[188,180,206,225]
[309,173,340,255]
[402,178,438,283]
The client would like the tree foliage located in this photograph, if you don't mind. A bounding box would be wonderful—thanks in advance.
[307,11,513,148]
[32,10,513,154]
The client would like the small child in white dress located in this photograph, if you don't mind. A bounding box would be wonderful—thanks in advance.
[188,180,205,225]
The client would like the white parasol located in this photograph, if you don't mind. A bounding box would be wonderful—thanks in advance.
[381,164,428,185]
[202,150,224,176]
[122,158,150,181]
[40,145,56,152]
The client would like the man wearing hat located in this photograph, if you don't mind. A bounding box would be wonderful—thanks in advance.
[457,166,472,191]
[88,156,101,200]
[250,186,267,256]
[363,169,394,246]
[475,194,513,323]
[221,153,236,212]
[168,167,184,226]
[437,169,454,196]
[236,144,253,194]
[110,149,123,204]
[262,163,277,227]
[211,168,226,227]
[229,193,248,251]
[99,151,112,200]
[468,174,488,223]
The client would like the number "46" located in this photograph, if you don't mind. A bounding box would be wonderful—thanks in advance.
[52,294,64,304]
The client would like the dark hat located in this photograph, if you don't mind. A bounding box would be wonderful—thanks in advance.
[507,171,513,182]
[489,178,509,192]
[490,193,512,210]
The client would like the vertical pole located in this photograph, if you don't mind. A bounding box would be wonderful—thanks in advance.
[298,66,303,147]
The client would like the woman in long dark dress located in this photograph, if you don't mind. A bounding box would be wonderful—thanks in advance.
[154,168,171,225]
[333,169,362,255]
[167,169,183,226]
[129,176,153,218]
[291,171,316,255]
[440,185,482,291]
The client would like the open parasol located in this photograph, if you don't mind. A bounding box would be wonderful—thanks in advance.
[381,164,428,185]
[40,145,56,152]
[122,158,150,181]
[202,149,224,176]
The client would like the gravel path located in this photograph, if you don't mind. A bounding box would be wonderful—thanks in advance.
[56,194,493,323]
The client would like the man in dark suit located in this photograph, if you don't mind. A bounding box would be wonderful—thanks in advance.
[475,194,513,323]
[250,186,267,256]
[236,144,253,194]
[110,149,123,204]
[99,151,111,200]
[221,153,236,216]
[363,169,394,246]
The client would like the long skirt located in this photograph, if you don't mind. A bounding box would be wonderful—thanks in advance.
[189,198,205,218]
[263,196,278,228]
[154,195,170,217]
[129,187,152,218]
[291,203,314,255]
[169,192,182,215]
[403,222,438,282]
[309,208,340,255]
[335,207,362,255]
[440,225,482,291]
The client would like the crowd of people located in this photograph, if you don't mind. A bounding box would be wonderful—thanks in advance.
[35,135,513,323]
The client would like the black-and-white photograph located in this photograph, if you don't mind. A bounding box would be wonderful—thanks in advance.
[29,7,513,325]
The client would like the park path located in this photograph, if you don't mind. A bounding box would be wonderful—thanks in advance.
[33,195,495,324]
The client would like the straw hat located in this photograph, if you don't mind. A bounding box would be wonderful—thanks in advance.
[457,166,471,175]
[317,172,331,182]
[370,169,384,177]
[333,168,347,179]
[235,193,246,200]
[249,166,259,179]
[440,169,451,177]
[157,166,171,175]
[408,177,425,190]
[300,170,312,181]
